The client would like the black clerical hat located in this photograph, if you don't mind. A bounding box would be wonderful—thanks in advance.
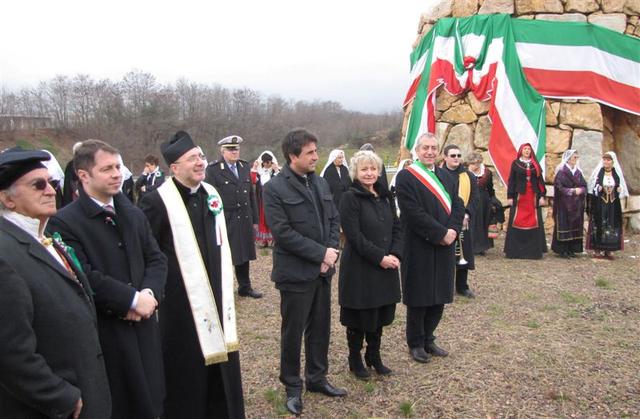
[161,131,197,165]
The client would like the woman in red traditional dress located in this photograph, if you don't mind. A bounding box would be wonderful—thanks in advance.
[504,143,547,259]
[251,151,280,247]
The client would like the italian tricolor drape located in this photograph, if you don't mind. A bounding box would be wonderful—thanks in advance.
[403,14,640,185]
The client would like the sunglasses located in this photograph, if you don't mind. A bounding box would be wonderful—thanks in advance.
[448,154,462,158]
[225,147,239,151]
[30,178,58,191]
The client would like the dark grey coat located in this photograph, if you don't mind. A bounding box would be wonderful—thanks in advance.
[0,217,111,419]
[47,188,167,419]
[338,181,402,309]
[263,164,340,284]
[205,159,258,265]
[395,166,465,307]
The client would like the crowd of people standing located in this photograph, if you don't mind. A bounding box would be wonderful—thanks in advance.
[0,128,629,418]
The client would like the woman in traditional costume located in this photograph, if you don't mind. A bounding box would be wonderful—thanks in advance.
[321,149,352,208]
[504,143,547,259]
[586,151,628,259]
[338,151,402,380]
[466,152,496,255]
[551,150,587,258]
[251,151,280,247]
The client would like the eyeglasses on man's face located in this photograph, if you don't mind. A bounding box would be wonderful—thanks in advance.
[28,178,58,191]
[176,153,206,164]
[448,154,462,158]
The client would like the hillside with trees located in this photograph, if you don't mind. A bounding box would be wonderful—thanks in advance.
[0,70,402,170]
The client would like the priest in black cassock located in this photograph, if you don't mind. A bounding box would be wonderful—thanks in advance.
[140,131,245,419]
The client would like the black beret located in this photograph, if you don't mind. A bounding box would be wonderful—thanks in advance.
[161,131,197,165]
[0,148,50,190]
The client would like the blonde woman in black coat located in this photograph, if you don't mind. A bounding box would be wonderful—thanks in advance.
[338,150,403,380]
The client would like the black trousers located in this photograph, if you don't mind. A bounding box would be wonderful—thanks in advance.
[279,278,331,396]
[405,304,445,349]
[234,261,252,293]
[455,268,469,293]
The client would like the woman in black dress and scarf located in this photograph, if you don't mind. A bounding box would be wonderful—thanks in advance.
[466,152,496,255]
[504,143,547,259]
[338,150,402,380]
[586,151,628,259]
[321,149,352,208]
[551,149,587,258]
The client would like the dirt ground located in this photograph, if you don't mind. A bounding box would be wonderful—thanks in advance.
[235,233,640,418]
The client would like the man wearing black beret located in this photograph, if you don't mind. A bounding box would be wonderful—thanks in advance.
[0,148,111,419]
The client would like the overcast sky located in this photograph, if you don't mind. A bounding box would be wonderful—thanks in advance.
[0,0,435,114]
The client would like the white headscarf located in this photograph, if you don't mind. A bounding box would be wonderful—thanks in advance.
[390,159,413,189]
[587,151,629,198]
[42,150,65,183]
[320,149,348,177]
[555,149,582,176]
[118,155,133,185]
[256,150,279,185]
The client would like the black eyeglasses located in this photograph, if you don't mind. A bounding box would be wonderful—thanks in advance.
[30,178,58,191]
[448,154,462,158]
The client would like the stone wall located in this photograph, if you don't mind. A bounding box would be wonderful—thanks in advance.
[402,0,640,231]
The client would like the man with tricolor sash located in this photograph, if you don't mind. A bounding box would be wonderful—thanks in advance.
[395,134,465,364]
[140,131,245,419]
[441,144,478,299]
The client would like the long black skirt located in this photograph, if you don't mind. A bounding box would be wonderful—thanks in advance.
[504,194,547,259]
[551,237,583,255]
[340,304,396,333]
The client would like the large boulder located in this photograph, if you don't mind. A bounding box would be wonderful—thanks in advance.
[445,124,475,157]
[571,129,604,180]
[478,0,515,14]
[624,0,640,14]
[436,89,461,111]
[536,13,587,21]
[545,101,560,125]
[515,0,563,14]
[545,153,562,183]
[601,0,625,12]
[564,0,599,13]
[452,0,479,16]
[441,104,478,124]
[467,92,490,115]
[559,103,603,131]
[474,115,492,149]
[436,122,453,150]
[613,114,640,194]
[588,13,628,32]
[546,127,572,153]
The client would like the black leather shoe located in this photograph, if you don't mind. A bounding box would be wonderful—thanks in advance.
[306,382,347,397]
[425,342,449,357]
[238,288,263,298]
[409,347,431,363]
[458,289,476,298]
[285,395,303,416]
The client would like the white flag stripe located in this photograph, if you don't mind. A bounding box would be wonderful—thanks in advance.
[516,43,639,88]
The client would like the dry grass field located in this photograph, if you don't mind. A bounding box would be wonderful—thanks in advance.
[236,234,640,418]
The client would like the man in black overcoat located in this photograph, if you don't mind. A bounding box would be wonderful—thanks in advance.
[205,135,262,298]
[134,154,165,203]
[263,128,346,416]
[396,133,465,363]
[0,148,111,419]
[140,131,246,419]
[442,144,478,298]
[48,140,167,419]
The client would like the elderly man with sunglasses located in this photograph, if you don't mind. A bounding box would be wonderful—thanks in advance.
[0,148,111,419]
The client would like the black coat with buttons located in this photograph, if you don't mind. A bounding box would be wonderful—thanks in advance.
[395,166,465,307]
[338,181,402,309]
[205,159,258,265]
[47,187,167,418]
[0,217,111,419]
